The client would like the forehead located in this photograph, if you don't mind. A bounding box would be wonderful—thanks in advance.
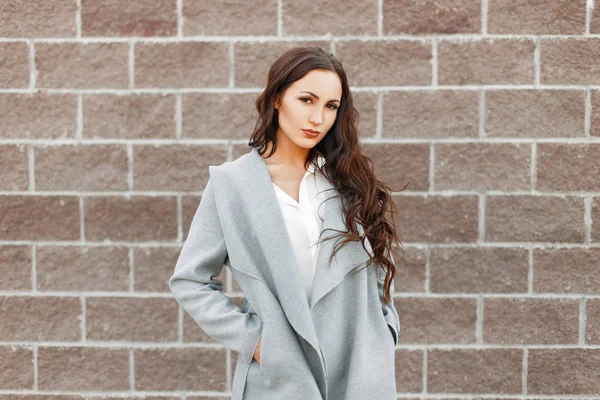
[288,69,342,99]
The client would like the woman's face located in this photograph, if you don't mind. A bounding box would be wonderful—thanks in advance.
[274,69,342,150]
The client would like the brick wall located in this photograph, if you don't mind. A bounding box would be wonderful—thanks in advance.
[1,0,600,398]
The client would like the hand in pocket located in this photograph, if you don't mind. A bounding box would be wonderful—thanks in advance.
[253,337,262,363]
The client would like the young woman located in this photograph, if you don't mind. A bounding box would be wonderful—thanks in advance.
[169,46,406,400]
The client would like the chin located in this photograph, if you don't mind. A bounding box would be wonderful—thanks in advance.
[291,137,316,148]
[300,139,320,148]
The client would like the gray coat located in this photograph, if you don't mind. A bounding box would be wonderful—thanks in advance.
[169,146,400,400]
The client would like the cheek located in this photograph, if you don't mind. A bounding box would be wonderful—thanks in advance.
[283,104,308,123]
[327,112,338,125]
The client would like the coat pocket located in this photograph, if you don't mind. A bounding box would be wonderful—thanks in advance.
[248,304,269,382]
[386,323,396,345]
[376,301,397,346]
[256,323,271,385]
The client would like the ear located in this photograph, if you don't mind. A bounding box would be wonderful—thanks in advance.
[274,95,281,110]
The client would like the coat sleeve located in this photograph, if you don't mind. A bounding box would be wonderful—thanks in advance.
[168,177,263,365]
[378,252,400,345]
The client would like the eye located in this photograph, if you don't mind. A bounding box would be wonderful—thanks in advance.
[299,97,338,110]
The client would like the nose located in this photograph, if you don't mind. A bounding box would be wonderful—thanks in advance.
[309,108,323,125]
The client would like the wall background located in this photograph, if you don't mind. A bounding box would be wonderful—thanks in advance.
[1,0,600,399]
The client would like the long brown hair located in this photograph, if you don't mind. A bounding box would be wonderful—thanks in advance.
[248,46,408,305]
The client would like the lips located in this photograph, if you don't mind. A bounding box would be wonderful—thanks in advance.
[302,129,320,138]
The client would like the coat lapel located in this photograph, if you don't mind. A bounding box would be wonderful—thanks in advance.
[243,147,372,349]
[307,174,373,310]
[243,147,320,351]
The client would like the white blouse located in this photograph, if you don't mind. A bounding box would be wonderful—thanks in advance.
[271,155,328,304]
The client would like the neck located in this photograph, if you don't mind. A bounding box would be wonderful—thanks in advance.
[263,131,312,169]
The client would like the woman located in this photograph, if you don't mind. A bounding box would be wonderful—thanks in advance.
[169,46,406,400]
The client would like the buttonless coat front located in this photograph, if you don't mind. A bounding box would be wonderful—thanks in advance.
[169,146,400,400]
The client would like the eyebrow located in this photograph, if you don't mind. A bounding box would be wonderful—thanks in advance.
[299,91,340,104]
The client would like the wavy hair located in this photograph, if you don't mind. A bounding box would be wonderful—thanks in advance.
[248,46,408,305]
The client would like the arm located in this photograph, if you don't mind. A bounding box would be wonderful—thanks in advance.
[169,177,262,364]
[378,253,400,345]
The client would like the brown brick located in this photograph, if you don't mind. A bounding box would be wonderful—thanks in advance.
[182,93,258,139]
[0,245,31,290]
[396,297,477,343]
[593,89,600,137]
[86,297,178,341]
[394,349,423,393]
[336,40,431,86]
[528,349,600,394]
[36,43,129,89]
[1,396,81,400]
[283,0,377,36]
[231,269,241,293]
[363,143,429,192]
[428,349,522,393]
[134,348,227,391]
[541,38,600,84]
[394,195,479,243]
[85,196,177,242]
[382,90,479,139]
[134,246,180,292]
[486,89,586,138]
[83,93,176,139]
[384,0,481,35]
[430,247,528,293]
[2,396,179,400]
[183,312,218,343]
[486,195,585,242]
[0,42,29,88]
[231,143,255,161]
[181,195,201,240]
[409,398,507,400]
[0,1,76,37]
[36,246,129,291]
[435,143,531,190]
[534,248,600,294]
[393,246,426,293]
[0,144,29,191]
[439,38,535,85]
[0,346,33,389]
[37,347,129,390]
[35,144,128,191]
[594,197,600,242]
[183,0,276,35]
[81,0,177,37]
[488,0,586,34]
[135,42,229,88]
[133,144,227,191]
[537,144,600,191]
[0,297,80,341]
[0,93,77,139]
[592,4,600,33]
[234,41,332,87]
[352,91,378,138]
[587,298,600,344]
[104,398,179,400]
[2,397,60,400]
[206,270,237,296]
[484,298,579,344]
[0,196,80,241]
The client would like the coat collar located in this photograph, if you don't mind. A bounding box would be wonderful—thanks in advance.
[213,146,373,353]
